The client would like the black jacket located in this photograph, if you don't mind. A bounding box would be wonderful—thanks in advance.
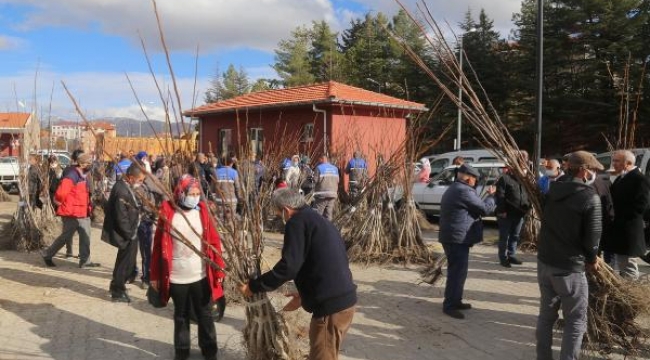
[538,180,601,272]
[602,168,650,256]
[249,206,357,317]
[101,180,140,249]
[495,172,531,217]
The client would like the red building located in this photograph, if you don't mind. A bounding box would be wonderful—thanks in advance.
[186,81,426,175]
[0,112,39,159]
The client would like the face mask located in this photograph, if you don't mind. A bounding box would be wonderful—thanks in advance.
[544,169,557,177]
[292,161,299,166]
[50,163,58,169]
[81,165,91,173]
[182,195,200,209]
[584,170,596,186]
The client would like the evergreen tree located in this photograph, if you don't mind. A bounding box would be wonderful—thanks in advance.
[309,21,344,82]
[273,26,315,87]
[205,64,250,103]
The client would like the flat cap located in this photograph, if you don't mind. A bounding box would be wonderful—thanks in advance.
[567,151,604,171]
[457,164,480,178]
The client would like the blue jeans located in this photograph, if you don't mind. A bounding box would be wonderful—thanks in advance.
[442,243,470,311]
[497,215,524,262]
[137,221,153,283]
[536,261,588,360]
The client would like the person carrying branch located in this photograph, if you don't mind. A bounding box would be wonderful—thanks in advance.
[103,163,145,303]
[150,175,225,360]
[536,151,603,360]
[240,188,357,360]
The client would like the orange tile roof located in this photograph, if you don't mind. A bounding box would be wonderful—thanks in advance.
[0,112,30,129]
[88,121,116,131]
[187,81,426,115]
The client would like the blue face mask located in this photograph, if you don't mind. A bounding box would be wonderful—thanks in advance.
[182,195,200,209]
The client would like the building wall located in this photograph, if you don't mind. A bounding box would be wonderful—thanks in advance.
[199,106,329,162]
[198,104,409,180]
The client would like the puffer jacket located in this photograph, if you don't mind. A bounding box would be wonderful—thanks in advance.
[54,168,90,218]
[495,172,531,217]
[537,180,601,272]
[439,181,496,245]
[313,162,339,199]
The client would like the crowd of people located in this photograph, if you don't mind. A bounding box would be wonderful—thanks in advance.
[29,148,361,360]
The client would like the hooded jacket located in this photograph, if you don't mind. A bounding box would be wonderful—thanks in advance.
[537,180,602,272]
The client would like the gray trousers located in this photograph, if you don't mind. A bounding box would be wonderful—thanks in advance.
[44,217,91,264]
[312,197,336,220]
[536,261,588,360]
[613,254,639,280]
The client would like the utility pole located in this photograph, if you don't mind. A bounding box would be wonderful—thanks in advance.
[534,0,544,176]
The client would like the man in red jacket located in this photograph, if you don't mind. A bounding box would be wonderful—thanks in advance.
[41,154,100,268]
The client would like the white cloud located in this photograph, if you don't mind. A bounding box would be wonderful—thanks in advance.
[0,35,25,50]
[4,0,338,52]
[0,69,211,120]
[347,0,521,36]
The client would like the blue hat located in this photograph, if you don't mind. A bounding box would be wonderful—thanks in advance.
[135,151,148,160]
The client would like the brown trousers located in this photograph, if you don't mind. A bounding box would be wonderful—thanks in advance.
[309,306,355,360]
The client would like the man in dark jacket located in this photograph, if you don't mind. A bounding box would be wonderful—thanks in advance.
[240,188,356,360]
[536,151,602,360]
[439,164,496,319]
[495,154,531,267]
[27,155,43,209]
[602,150,650,279]
[103,164,145,302]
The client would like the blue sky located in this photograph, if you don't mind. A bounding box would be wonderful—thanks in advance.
[0,0,520,121]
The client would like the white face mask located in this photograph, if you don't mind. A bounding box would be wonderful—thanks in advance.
[585,170,596,186]
[543,169,557,177]
[182,195,200,209]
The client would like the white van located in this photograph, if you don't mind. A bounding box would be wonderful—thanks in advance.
[595,149,650,177]
[425,149,501,176]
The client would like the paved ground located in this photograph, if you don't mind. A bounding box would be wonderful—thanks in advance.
[0,200,648,360]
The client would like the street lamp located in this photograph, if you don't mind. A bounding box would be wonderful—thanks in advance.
[456,27,477,151]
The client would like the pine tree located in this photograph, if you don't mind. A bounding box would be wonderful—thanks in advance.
[309,21,344,82]
[205,64,250,102]
[273,26,315,87]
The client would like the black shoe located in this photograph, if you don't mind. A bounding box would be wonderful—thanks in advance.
[174,349,190,360]
[213,296,226,322]
[641,253,650,265]
[508,257,523,265]
[40,250,56,267]
[126,274,136,284]
[79,261,101,268]
[499,259,512,268]
[455,302,472,310]
[111,293,131,303]
[443,308,465,319]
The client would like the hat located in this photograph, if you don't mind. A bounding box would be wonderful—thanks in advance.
[301,156,310,164]
[457,164,480,178]
[77,153,92,165]
[135,151,148,160]
[567,151,604,171]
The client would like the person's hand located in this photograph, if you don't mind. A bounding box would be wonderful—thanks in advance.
[282,292,301,312]
[586,261,600,273]
[486,185,496,195]
[239,282,254,297]
[150,280,159,291]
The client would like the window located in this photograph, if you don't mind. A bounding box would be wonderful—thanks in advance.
[430,158,449,176]
[302,123,314,142]
[219,129,233,158]
[249,128,263,156]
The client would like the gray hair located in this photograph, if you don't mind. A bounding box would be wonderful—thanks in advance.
[547,159,560,169]
[615,150,635,165]
[271,188,307,210]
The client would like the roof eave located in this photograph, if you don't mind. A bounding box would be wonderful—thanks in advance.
[185,99,427,117]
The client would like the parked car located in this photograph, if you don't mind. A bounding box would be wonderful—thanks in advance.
[596,148,650,177]
[391,162,506,217]
[0,156,20,191]
[425,149,502,176]
[33,151,71,168]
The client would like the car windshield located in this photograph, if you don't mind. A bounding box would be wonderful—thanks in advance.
[0,157,16,164]
[430,166,504,185]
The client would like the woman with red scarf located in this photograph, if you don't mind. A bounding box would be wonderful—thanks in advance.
[150,175,225,360]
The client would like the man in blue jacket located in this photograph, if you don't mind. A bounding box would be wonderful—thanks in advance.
[240,188,356,360]
[439,164,496,319]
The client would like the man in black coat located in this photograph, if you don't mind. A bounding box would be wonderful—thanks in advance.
[239,188,356,360]
[103,164,145,302]
[603,150,650,279]
[27,155,43,209]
